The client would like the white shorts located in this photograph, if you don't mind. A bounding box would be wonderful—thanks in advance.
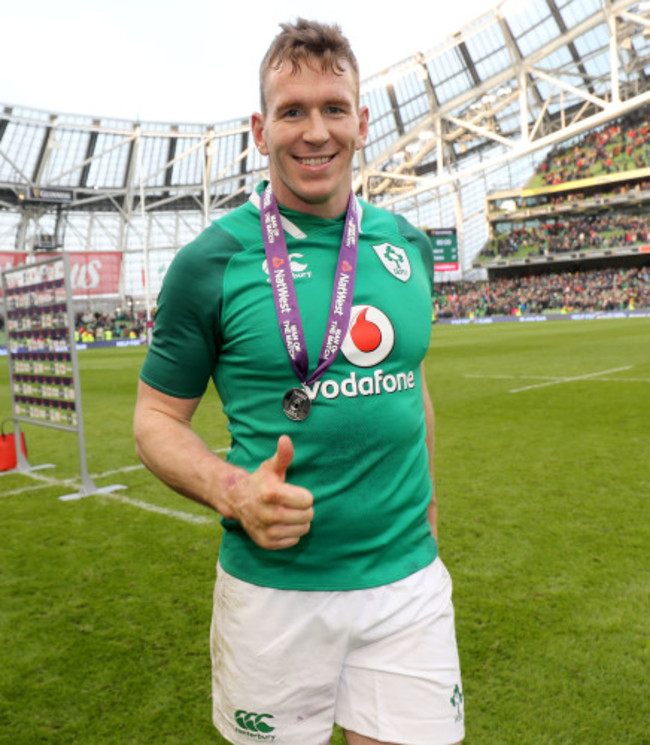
[211,558,464,745]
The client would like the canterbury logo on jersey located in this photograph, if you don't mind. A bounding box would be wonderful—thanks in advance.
[262,253,312,280]
[234,709,276,740]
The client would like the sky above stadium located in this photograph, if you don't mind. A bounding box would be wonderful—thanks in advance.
[1,0,529,123]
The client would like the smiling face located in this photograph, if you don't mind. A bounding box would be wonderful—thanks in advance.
[252,57,369,219]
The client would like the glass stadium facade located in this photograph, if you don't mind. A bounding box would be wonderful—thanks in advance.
[0,0,649,312]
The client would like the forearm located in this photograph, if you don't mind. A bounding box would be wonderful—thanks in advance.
[133,384,244,518]
[134,381,313,549]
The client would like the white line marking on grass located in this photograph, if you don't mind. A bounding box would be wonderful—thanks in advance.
[0,481,62,498]
[466,372,649,384]
[0,447,229,524]
[598,377,650,382]
[0,471,79,497]
[93,463,146,477]
[508,366,633,393]
[0,475,215,524]
[101,491,215,524]
[465,374,561,381]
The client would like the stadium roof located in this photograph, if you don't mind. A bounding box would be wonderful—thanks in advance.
[1,0,649,294]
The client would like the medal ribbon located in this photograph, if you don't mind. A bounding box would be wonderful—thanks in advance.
[261,184,359,388]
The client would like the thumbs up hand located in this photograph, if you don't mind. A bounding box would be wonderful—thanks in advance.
[223,435,314,550]
[260,433,295,482]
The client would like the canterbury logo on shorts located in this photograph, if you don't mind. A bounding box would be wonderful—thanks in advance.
[234,709,276,738]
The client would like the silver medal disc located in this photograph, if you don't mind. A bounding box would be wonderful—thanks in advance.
[283,388,311,422]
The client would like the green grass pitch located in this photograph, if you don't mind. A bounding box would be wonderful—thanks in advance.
[1,318,648,744]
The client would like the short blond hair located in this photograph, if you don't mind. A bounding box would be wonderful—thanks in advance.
[259,18,360,113]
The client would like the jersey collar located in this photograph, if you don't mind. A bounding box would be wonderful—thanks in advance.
[249,182,363,240]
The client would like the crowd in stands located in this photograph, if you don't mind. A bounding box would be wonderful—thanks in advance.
[482,106,650,263]
[537,106,650,185]
[75,309,146,342]
[433,266,650,319]
[484,212,650,258]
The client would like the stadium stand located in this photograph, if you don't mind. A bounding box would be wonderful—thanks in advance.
[433,266,649,319]
[74,310,146,343]
[480,105,650,269]
[0,0,649,324]
[534,107,650,185]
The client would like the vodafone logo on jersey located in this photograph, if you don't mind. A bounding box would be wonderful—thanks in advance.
[341,305,394,367]
[303,304,416,404]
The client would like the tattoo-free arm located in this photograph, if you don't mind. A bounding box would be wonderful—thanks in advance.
[133,380,314,549]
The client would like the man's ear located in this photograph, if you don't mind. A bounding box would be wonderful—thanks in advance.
[356,105,370,150]
[251,112,268,155]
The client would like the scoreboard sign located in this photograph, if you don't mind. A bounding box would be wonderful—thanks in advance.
[426,228,459,272]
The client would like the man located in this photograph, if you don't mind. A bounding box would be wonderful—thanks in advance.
[134,18,464,745]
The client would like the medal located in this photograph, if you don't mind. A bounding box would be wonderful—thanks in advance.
[282,388,311,422]
[261,184,360,422]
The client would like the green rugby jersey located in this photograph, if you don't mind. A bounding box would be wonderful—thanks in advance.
[140,182,437,590]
